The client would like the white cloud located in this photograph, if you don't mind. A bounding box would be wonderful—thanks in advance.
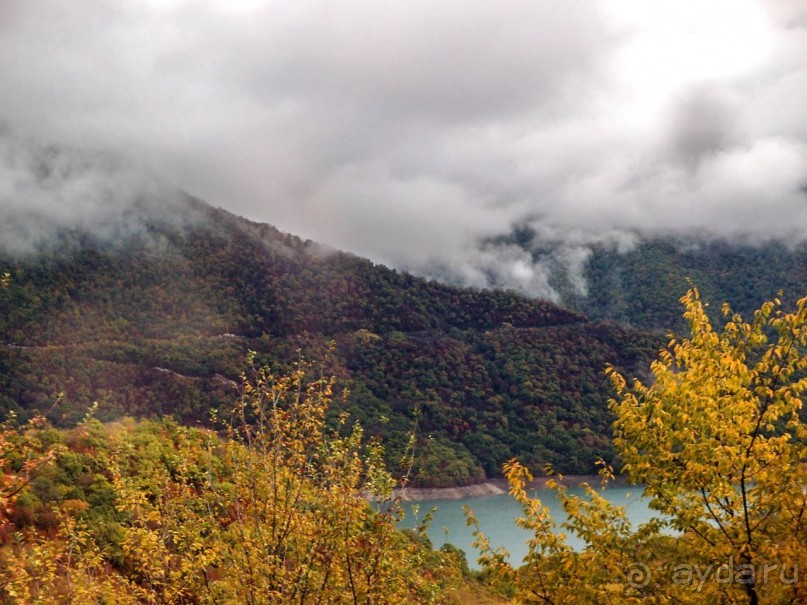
[0,0,805,295]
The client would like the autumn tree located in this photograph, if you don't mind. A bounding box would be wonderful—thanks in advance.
[111,356,462,604]
[0,417,51,526]
[610,289,806,603]
[0,356,473,603]
[473,289,806,604]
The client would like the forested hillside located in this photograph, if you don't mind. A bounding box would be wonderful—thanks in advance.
[0,197,658,486]
[577,238,807,328]
[489,225,807,330]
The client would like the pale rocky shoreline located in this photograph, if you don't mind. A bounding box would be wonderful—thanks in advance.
[393,481,506,501]
[394,475,631,501]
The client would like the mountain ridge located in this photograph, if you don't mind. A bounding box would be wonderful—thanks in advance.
[470,223,807,331]
[4,191,806,486]
[0,194,657,486]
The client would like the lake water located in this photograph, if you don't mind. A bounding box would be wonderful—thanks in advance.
[400,486,655,568]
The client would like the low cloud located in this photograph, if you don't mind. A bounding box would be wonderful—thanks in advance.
[0,127,187,254]
[1,0,805,296]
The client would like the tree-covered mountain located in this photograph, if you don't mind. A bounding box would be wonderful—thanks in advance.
[0,196,659,486]
[484,225,807,331]
[574,238,807,330]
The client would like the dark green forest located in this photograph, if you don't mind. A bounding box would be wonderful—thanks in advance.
[490,224,807,330]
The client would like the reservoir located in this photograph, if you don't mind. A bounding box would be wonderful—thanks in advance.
[400,486,655,568]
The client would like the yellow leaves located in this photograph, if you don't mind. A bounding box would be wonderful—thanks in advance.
[601,288,807,604]
[0,415,56,526]
[0,503,140,604]
[605,364,626,394]
[101,359,443,604]
[482,288,807,604]
[0,357,464,604]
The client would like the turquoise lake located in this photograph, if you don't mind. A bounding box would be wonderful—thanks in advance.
[399,486,656,568]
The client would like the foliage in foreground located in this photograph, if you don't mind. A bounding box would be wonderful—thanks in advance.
[472,289,807,604]
[0,360,483,604]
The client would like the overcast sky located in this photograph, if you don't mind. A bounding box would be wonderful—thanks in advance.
[1,0,806,297]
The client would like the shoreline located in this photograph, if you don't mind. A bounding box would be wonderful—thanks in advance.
[394,475,632,501]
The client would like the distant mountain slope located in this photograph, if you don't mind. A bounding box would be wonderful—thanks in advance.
[482,225,807,331]
[0,197,658,486]
[574,238,807,330]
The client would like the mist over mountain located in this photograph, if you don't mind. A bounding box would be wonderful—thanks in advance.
[3,125,805,332]
[410,220,807,329]
[0,192,658,486]
[0,133,663,485]
[3,129,807,486]
[2,1,805,294]
[0,127,202,255]
[465,224,807,330]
